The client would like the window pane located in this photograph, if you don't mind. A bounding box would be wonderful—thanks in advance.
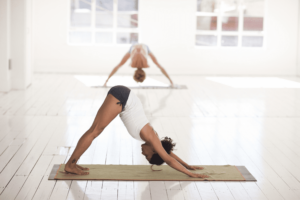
[197,0,218,12]
[222,17,238,31]
[69,32,92,44]
[70,0,91,27]
[96,0,113,11]
[96,32,113,43]
[243,0,264,31]
[118,14,138,28]
[221,35,238,46]
[220,0,238,13]
[197,16,217,30]
[195,35,217,46]
[117,33,138,44]
[96,13,113,28]
[118,0,138,11]
[244,17,263,31]
[242,36,263,47]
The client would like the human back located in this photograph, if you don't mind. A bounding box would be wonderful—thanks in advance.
[119,89,149,141]
[130,44,149,69]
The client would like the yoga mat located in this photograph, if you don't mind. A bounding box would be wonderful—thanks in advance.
[49,164,256,181]
[74,75,187,89]
[92,85,187,89]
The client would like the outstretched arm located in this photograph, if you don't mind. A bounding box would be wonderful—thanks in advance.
[104,52,131,86]
[141,129,208,178]
[148,53,173,86]
[170,152,204,170]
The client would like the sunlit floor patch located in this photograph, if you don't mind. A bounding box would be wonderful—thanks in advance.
[74,75,170,88]
[206,77,300,88]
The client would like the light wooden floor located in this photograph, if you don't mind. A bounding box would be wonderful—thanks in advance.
[1,74,300,200]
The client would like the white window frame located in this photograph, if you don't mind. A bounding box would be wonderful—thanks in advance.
[68,0,139,46]
[195,0,266,48]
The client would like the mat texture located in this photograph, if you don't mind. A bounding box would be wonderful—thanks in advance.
[49,164,256,181]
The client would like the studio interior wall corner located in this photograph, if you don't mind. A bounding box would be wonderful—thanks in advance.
[0,0,11,92]
[298,0,300,77]
[10,0,32,90]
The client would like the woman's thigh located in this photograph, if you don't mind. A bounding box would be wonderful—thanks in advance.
[91,93,122,131]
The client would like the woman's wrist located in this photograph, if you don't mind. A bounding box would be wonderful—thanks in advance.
[182,163,189,168]
[185,170,195,177]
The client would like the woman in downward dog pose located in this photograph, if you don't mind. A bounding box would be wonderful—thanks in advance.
[65,85,209,178]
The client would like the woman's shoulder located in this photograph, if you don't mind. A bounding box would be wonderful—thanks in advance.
[140,123,154,141]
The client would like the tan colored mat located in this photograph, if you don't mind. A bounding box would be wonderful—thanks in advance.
[54,165,246,181]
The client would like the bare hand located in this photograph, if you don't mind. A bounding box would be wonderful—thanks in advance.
[186,165,204,170]
[190,173,209,178]
[104,81,107,87]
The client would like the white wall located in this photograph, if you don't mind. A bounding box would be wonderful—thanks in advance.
[11,0,32,90]
[0,0,11,92]
[33,0,300,76]
[298,0,300,77]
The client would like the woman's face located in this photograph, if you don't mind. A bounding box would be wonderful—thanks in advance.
[141,143,156,161]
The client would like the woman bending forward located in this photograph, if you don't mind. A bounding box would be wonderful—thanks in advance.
[65,85,208,178]
[104,44,173,86]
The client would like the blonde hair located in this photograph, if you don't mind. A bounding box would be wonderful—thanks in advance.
[133,68,146,83]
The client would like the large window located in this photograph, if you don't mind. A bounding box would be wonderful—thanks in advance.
[196,0,264,47]
[69,0,139,45]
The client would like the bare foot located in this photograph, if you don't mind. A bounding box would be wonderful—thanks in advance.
[76,164,89,171]
[65,164,89,175]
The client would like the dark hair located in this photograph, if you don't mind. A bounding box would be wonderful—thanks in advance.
[149,137,176,165]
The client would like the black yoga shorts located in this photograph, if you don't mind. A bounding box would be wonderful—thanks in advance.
[107,85,131,111]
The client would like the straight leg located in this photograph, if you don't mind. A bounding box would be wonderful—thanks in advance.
[65,94,122,175]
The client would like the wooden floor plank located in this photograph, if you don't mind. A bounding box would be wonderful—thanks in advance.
[66,181,87,200]
[0,175,27,200]
[0,118,54,188]
[14,175,44,200]
[83,181,102,200]
[196,182,218,200]
[31,155,67,200]
[0,145,21,171]
[149,181,168,200]
[49,180,72,200]
[15,119,61,176]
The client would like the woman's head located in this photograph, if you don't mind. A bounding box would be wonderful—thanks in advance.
[133,68,146,83]
[141,137,176,165]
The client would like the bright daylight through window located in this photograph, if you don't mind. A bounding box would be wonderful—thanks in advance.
[69,0,138,45]
[196,0,264,47]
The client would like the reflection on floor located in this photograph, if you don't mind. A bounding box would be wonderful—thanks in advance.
[1,74,300,200]
[207,77,300,88]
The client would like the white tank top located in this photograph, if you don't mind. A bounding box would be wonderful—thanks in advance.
[119,91,149,141]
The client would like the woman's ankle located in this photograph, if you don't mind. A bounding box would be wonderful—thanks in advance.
[66,159,77,167]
